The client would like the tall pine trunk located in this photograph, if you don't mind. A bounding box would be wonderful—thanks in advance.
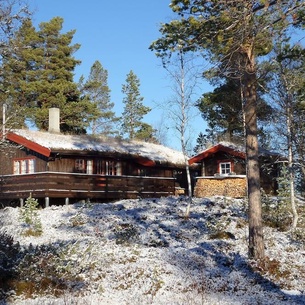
[243,52,265,260]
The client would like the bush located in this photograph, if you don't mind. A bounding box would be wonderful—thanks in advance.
[113,223,139,245]
[261,188,292,231]
[11,242,86,298]
[0,232,20,296]
[19,195,42,236]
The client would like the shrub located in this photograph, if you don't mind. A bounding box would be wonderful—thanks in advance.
[261,187,291,231]
[0,232,20,296]
[12,242,86,298]
[19,195,43,236]
[113,223,139,245]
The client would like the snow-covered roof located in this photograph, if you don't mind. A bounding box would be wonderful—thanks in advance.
[8,129,186,166]
[189,141,282,165]
[218,141,281,157]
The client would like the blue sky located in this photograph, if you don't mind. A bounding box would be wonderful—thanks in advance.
[30,0,210,150]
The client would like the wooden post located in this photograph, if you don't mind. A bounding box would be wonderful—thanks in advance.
[19,198,24,208]
[65,197,69,205]
[201,162,205,176]
[45,197,49,208]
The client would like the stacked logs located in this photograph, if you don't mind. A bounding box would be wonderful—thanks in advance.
[194,177,247,198]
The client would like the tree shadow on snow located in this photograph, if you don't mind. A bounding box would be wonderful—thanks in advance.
[13,196,303,305]
[66,197,305,304]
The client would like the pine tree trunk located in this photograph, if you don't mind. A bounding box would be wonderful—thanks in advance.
[243,55,265,260]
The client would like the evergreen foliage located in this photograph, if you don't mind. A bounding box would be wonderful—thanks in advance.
[269,43,305,194]
[197,79,244,142]
[196,78,273,144]
[262,165,292,231]
[1,17,99,133]
[19,195,42,236]
[134,122,158,143]
[80,60,119,136]
[193,132,208,155]
[0,0,31,130]
[150,0,305,260]
[121,70,151,140]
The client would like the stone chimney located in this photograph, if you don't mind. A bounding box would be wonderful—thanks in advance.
[48,107,60,133]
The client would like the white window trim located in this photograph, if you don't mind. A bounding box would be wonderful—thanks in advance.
[13,158,36,174]
[86,160,93,174]
[219,161,232,176]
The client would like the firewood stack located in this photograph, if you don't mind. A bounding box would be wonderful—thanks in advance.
[194,177,247,198]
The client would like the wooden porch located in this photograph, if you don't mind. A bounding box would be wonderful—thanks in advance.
[0,172,177,206]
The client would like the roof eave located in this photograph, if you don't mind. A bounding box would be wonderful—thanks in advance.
[6,132,51,157]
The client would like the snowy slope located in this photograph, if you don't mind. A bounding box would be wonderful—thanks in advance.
[0,196,304,305]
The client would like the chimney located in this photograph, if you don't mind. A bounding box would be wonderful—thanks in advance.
[48,108,60,133]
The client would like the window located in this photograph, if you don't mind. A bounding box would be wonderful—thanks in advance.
[219,162,232,175]
[75,159,86,173]
[75,159,94,174]
[96,159,122,175]
[106,161,122,175]
[86,160,93,174]
[13,158,35,174]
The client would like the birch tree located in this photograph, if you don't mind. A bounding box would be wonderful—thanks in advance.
[158,51,199,216]
[266,42,305,229]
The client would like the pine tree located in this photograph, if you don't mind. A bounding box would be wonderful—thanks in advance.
[81,61,119,136]
[19,194,42,236]
[0,2,31,130]
[2,17,99,133]
[273,164,293,230]
[150,0,305,260]
[121,70,151,140]
[135,122,158,143]
[197,77,273,146]
[193,132,207,155]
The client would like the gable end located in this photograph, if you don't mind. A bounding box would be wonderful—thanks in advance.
[6,132,51,157]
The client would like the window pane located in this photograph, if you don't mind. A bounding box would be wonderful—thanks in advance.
[220,162,231,174]
[75,159,85,172]
[116,162,122,175]
[13,161,20,174]
[87,160,93,174]
[28,159,35,173]
[21,160,26,174]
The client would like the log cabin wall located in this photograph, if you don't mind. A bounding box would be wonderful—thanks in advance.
[194,152,247,198]
[46,155,176,178]
[194,154,278,198]
[259,157,278,195]
[0,145,178,178]
[203,152,246,176]
[0,146,48,175]
[0,131,187,204]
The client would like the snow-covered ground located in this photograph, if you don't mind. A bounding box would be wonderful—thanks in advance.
[0,196,304,305]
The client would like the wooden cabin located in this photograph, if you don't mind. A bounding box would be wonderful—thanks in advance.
[189,142,281,198]
[0,129,187,206]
